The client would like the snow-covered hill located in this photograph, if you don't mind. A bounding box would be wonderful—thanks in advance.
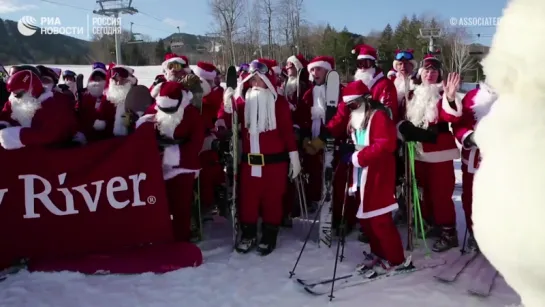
[0,65,521,307]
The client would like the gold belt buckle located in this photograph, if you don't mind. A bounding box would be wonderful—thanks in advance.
[248,153,265,166]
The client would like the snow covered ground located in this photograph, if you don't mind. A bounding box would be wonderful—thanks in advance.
[0,65,521,307]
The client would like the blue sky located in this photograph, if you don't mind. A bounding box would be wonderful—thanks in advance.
[2,0,505,45]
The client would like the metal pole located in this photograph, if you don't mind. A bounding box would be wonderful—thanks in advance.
[114,12,122,64]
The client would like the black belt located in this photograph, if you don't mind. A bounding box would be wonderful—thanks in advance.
[241,152,289,166]
[428,122,450,133]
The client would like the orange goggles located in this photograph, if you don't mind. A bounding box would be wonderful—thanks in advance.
[167,62,187,71]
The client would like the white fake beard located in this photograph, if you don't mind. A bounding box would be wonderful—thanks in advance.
[394,76,409,103]
[349,103,367,130]
[155,107,184,139]
[166,71,182,82]
[354,67,375,87]
[106,82,131,106]
[311,84,326,121]
[9,92,42,127]
[87,81,105,98]
[285,77,298,97]
[244,87,277,135]
[406,84,440,129]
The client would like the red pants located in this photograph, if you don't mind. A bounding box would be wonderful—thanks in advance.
[166,173,195,242]
[333,162,358,227]
[461,164,474,232]
[240,163,288,225]
[302,151,323,202]
[199,150,224,211]
[282,179,297,218]
[414,160,456,226]
[360,213,405,265]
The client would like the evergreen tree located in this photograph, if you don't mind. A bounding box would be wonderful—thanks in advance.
[155,39,166,63]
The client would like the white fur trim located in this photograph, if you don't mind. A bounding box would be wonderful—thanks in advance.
[307,61,332,72]
[272,66,281,75]
[442,92,463,117]
[135,114,155,128]
[163,145,180,166]
[93,119,106,131]
[113,65,134,74]
[162,57,187,72]
[461,130,475,149]
[91,68,107,76]
[127,75,137,85]
[156,96,180,109]
[38,91,54,103]
[387,70,396,77]
[201,134,216,152]
[215,118,226,129]
[0,126,24,150]
[223,87,235,114]
[343,94,362,103]
[240,72,277,100]
[396,120,406,141]
[150,82,163,98]
[351,150,361,168]
[357,54,376,60]
[293,124,300,129]
[358,203,399,219]
[193,65,217,81]
[414,148,460,163]
[200,78,211,96]
[287,56,303,70]
[0,121,11,128]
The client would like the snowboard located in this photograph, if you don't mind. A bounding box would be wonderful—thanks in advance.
[76,74,84,101]
[434,251,478,282]
[467,254,498,296]
[226,66,240,248]
[318,70,340,248]
[125,85,153,115]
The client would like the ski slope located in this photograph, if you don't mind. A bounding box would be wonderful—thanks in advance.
[0,65,521,307]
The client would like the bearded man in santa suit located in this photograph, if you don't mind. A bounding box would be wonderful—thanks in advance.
[338,81,412,274]
[0,70,78,149]
[137,81,205,242]
[352,44,398,122]
[193,61,226,214]
[75,62,109,143]
[396,54,462,253]
[149,53,191,93]
[451,82,497,252]
[93,65,137,138]
[219,59,301,255]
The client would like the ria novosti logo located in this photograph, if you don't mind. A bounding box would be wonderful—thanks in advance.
[17,15,122,37]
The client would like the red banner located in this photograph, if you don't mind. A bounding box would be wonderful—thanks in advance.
[0,125,173,268]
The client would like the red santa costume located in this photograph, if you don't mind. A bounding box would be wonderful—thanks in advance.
[297,56,339,205]
[391,49,418,108]
[397,54,463,252]
[75,63,108,142]
[352,44,399,122]
[218,58,300,255]
[451,82,496,248]
[137,81,205,242]
[339,81,408,272]
[93,65,136,138]
[0,70,78,149]
[193,61,226,212]
[149,53,192,93]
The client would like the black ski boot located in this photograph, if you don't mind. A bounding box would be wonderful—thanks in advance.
[256,224,279,256]
[432,226,459,252]
[358,230,370,243]
[281,215,293,228]
[467,232,479,252]
[235,223,257,254]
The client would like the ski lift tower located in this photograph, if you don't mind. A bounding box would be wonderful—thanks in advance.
[127,22,143,44]
[419,28,443,56]
[93,0,138,64]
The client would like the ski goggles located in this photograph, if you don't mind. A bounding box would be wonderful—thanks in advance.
[248,60,268,75]
[238,64,249,72]
[395,51,414,61]
[166,62,187,71]
[62,70,76,79]
[422,58,441,70]
[111,67,130,79]
[92,62,107,71]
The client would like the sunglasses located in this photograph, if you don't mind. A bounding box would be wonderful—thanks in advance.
[12,89,26,98]
[249,60,268,74]
[111,67,130,79]
[167,62,187,71]
[395,51,414,61]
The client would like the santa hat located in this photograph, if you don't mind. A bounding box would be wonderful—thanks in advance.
[342,81,370,103]
[193,61,217,81]
[152,81,193,110]
[351,44,378,61]
[286,54,308,71]
[307,56,335,71]
[162,53,191,73]
[91,62,107,78]
[36,65,59,84]
[239,58,278,99]
[108,64,136,85]
[421,53,441,69]
[270,59,281,75]
[393,49,418,71]
[387,69,397,78]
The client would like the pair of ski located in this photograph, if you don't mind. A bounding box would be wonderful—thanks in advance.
[434,251,498,296]
[296,256,444,295]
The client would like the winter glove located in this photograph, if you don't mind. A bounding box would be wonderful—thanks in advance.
[0,127,24,150]
[398,121,437,143]
[180,74,203,93]
[153,75,166,86]
[288,151,301,179]
[72,132,87,145]
[308,137,325,153]
[463,132,477,148]
[302,137,317,155]
[339,142,356,164]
